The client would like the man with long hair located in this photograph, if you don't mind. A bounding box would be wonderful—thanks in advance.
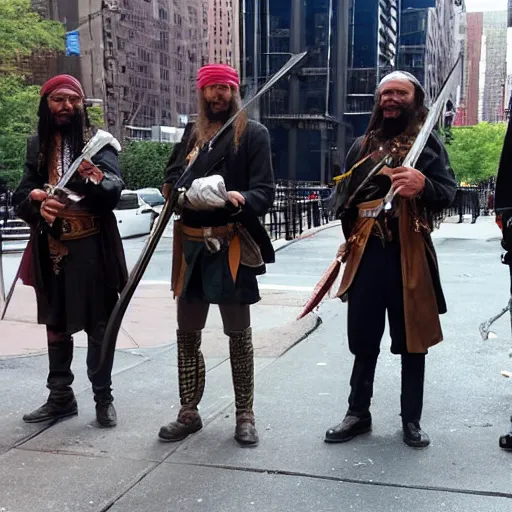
[325,71,457,448]
[12,75,127,428]
[158,64,275,447]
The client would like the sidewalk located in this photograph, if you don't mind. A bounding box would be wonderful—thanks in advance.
[1,221,511,512]
[0,223,333,358]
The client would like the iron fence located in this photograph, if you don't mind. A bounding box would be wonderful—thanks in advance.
[262,181,336,241]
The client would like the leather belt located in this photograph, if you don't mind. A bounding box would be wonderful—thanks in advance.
[181,223,236,240]
[57,211,99,241]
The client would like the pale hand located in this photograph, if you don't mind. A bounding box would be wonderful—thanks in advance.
[391,166,425,199]
[227,191,245,208]
[29,189,48,202]
[41,197,65,225]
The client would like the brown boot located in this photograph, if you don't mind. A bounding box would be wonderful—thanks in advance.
[158,330,205,442]
[229,327,259,447]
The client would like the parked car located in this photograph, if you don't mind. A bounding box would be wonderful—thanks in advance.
[138,187,165,214]
[114,190,158,239]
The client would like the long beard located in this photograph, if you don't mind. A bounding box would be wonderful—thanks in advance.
[205,103,231,123]
[377,106,416,140]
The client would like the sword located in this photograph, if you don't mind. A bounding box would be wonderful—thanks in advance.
[95,52,308,375]
[45,129,121,200]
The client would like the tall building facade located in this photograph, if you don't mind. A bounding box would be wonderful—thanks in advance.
[243,0,349,183]
[456,10,507,125]
[345,0,399,141]
[398,0,464,106]
[208,0,240,69]
[78,0,209,140]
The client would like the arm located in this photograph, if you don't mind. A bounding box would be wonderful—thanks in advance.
[416,134,457,213]
[239,123,275,217]
[66,145,124,213]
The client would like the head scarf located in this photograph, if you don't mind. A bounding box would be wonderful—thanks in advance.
[197,64,240,91]
[40,74,85,98]
[377,70,424,93]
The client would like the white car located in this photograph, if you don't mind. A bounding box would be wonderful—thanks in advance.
[114,190,158,239]
[137,187,165,214]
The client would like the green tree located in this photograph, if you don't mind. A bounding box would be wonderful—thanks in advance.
[0,0,64,70]
[119,141,174,190]
[446,122,507,184]
[0,0,65,188]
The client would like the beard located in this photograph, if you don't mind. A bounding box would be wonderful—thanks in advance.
[205,101,232,123]
[377,105,416,140]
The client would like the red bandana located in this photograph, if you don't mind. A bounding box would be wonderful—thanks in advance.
[197,64,240,91]
[40,75,85,98]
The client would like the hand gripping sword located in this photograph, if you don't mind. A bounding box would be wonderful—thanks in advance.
[95,52,308,375]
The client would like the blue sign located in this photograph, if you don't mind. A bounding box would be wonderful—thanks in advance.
[65,31,81,56]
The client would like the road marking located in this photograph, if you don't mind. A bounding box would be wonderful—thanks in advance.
[138,280,315,292]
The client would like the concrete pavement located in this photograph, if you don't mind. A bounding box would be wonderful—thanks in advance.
[1,217,512,511]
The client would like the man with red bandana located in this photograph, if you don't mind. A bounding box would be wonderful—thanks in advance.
[158,64,275,447]
[325,71,457,448]
[12,75,127,428]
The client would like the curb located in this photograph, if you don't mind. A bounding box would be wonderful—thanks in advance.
[273,222,339,253]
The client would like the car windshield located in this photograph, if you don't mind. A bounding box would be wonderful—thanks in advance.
[139,192,164,206]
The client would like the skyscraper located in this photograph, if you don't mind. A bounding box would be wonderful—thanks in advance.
[208,0,240,70]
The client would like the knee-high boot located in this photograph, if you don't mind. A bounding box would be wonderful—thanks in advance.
[23,335,78,423]
[158,330,205,442]
[87,333,117,428]
[229,327,258,446]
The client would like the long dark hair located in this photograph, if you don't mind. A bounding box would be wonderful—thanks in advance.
[358,83,428,159]
[36,95,91,174]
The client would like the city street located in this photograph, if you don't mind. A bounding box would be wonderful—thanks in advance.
[0,216,511,511]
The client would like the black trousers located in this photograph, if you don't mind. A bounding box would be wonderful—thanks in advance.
[346,236,425,423]
[47,320,114,401]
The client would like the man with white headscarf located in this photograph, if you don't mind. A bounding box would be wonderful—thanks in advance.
[325,70,457,448]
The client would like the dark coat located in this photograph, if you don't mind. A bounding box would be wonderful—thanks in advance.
[12,135,128,302]
[164,119,276,264]
[164,119,276,304]
[340,132,457,315]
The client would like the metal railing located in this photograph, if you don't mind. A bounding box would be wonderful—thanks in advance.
[262,181,335,241]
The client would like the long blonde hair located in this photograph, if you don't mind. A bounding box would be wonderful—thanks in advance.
[194,89,248,151]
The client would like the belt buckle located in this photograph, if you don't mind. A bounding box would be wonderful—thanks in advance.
[203,227,221,253]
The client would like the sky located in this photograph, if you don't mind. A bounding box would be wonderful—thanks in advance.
[464,0,508,12]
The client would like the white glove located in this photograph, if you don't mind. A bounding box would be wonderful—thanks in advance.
[185,175,229,210]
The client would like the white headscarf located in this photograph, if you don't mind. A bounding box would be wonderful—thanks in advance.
[378,71,424,92]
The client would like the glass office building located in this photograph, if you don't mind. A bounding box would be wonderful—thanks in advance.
[242,0,349,182]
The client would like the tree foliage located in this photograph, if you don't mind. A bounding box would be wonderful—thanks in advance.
[119,141,174,190]
[0,0,64,69]
[446,122,507,184]
[0,0,65,190]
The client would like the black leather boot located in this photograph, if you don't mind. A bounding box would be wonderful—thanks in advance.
[400,354,429,447]
[23,337,78,423]
[499,416,512,451]
[325,413,372,443]
[403,422,430,448]
[159,330,205,442]
[229,328,259,447]
[86,331,117,428]
[94,392,117,428]
[325,355,376,443]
